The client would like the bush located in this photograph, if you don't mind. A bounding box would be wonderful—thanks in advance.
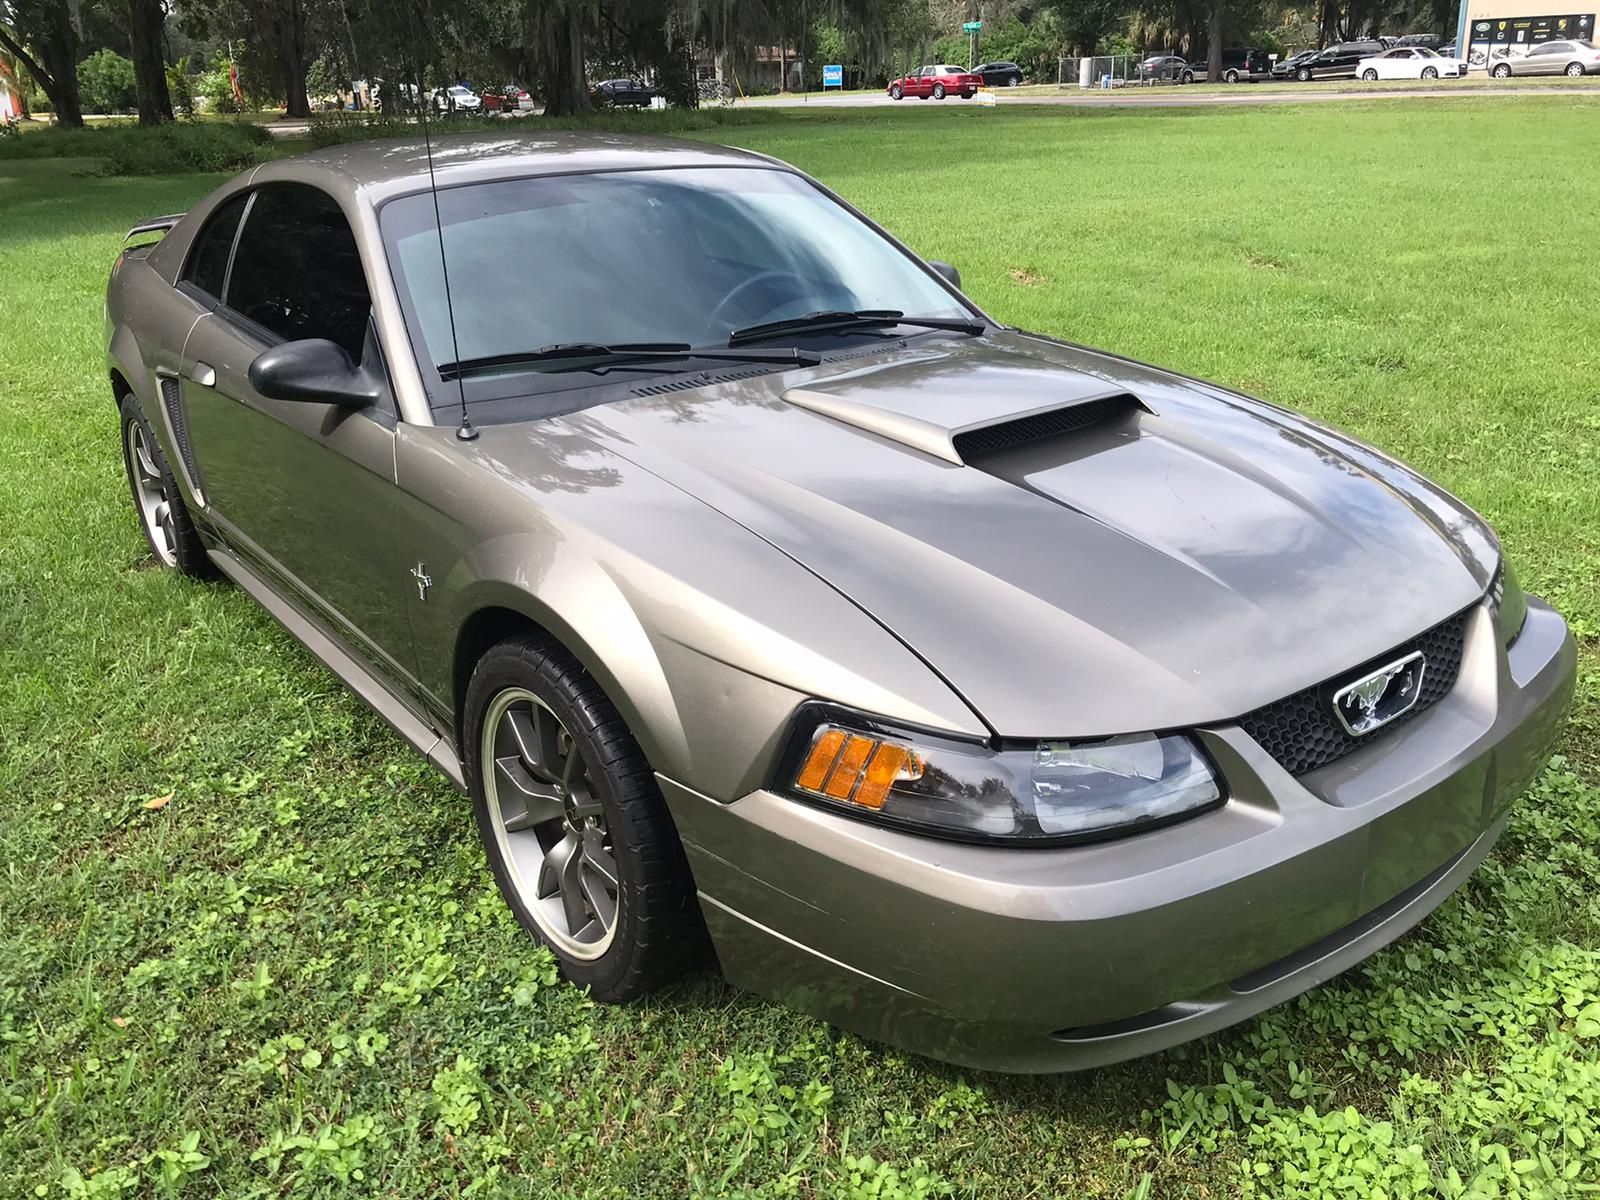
[166,56,197,119]
[78,48,137,114]
[0,121,273,174]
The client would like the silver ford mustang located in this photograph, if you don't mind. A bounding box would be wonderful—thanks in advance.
[105,132,1575,1072]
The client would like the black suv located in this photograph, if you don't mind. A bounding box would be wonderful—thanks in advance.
[1181,47,1272,82]
[1289,40,1385,80]
[973,61,1025,86]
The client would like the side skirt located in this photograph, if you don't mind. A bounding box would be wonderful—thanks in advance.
[208,547,466,792]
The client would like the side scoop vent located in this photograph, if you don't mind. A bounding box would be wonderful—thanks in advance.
[952,394,1143,460]
[160,377,204,495]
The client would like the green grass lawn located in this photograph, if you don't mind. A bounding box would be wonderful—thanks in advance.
[3,99,1599,1198]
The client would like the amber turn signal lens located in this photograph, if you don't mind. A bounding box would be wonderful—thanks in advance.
[793,725,925,810]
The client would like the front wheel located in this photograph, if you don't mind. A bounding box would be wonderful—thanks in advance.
[1296,67,1312,81]
[464,634,702,1001]
[932,83,946,99]
[1491,62,1511,78]
[1362,68,1379,81]
[1007,76,1020,87]
[1421,66,1438,79]
[890,84,903,99]
[1566,62,1585,77]
[1180,71,1194,84]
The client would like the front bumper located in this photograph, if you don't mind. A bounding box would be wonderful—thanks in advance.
[665,598,1574,1073]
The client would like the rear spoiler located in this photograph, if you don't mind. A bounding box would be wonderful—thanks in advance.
[124,213,186,243]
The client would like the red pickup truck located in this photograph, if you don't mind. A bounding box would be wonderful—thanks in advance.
[888,65,983,100]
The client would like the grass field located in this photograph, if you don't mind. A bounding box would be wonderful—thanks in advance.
[3,98,1600,1198]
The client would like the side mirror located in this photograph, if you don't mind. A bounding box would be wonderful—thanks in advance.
[248,338,380,408]
[928,260,962,291]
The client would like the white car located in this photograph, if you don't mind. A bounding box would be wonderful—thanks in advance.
[1358,47,1469,80]
[434,84,483,113]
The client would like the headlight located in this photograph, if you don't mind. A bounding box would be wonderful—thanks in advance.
[1488,558,1528,646]
[778,707,1223,845]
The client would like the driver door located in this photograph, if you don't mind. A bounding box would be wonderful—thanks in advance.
[177,182,421,690]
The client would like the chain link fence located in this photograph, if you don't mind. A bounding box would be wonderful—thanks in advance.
[1055,55,1152,87]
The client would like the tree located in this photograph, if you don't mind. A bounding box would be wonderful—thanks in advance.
[0,0,85,126]
[127,0,173,123]
[77,45,135,110]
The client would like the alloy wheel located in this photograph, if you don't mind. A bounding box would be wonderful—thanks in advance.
[481,688,620,960]
[1566,63,1584,76]
[126,419,177,567]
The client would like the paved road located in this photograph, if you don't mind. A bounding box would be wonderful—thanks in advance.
[260,81,1600,136]
[735,84,1600,109]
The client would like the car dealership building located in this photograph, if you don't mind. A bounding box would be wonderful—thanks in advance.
[1457,0,1597,66]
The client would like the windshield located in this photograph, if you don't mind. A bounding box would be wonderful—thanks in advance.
[382,166,969,399]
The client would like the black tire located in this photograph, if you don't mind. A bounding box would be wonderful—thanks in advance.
[118,393,214,578]
[1296,67,1312,81]
[1421,66,1438,79]
[1007,75,1020,86]
[1362,68,1379,81]
[1181,71,1194,84]
[932,83,946,99]
[1224,69,1239,83]
[463,633,702,1002]
[1491,62,1511,78]
[1566,62,1584,77]
[890,84,903,99]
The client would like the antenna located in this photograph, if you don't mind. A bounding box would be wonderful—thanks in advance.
[416,61,476,440]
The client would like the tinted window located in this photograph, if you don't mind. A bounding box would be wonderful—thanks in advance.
[183,193,248,300]
[225,184,371,362]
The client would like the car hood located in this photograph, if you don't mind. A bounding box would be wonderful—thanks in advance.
[558,332,1496,738]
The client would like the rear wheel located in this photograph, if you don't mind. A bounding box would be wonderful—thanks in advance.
[1566,62,1585,77]
[464,633,702,1001]
[1491,62,1511,78]
[1362,68,1379,81]
[1421,66,1438,79]
[932,82,946,98]
[118,393,213,577]
[1224,69,1240,83]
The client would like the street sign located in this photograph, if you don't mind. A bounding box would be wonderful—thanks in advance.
[822,64,843,88]
[962,21,982,32]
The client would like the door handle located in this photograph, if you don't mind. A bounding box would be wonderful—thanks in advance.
[187,362,216,388]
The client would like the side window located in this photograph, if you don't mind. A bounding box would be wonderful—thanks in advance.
[225,183,372,362]
[182,192,249,302]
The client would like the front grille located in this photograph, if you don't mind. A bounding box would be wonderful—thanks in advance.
[1237,607,1472,776]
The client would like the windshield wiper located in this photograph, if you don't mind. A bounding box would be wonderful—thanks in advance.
[439,342,820,380]
[727,309,986,347]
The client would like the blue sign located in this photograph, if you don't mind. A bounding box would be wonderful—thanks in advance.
[823,64,843,88]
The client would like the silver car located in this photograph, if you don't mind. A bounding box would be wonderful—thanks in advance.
[104,134,1575,1072]
[1489,39,1600,76]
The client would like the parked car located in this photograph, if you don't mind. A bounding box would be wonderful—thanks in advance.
[1391,33,1447,49]
[482,85,535,113]
[434,84,483,113]
[1180,47,1272,82]
[1269,49,1318,79]
[1358,46,1469,79]
[105,133,1574,1073]
[1290,40,1387,80]
[1135,54,1188,81]
[973,61,1025,86]
[1488,39,1600,76]
[887,64,982,99]
[594,78,654,107]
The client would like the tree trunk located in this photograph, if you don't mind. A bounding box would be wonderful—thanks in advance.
[541,8,591,116]
[1207,2,1223,80]
[128,0,173,125]
[280,0,311,117]
[0,2,84,127]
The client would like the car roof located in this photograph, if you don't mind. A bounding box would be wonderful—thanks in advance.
[264,131,779,206]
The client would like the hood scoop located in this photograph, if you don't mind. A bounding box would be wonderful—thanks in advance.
[951,394,1144,460]
[783,351,1146,465]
